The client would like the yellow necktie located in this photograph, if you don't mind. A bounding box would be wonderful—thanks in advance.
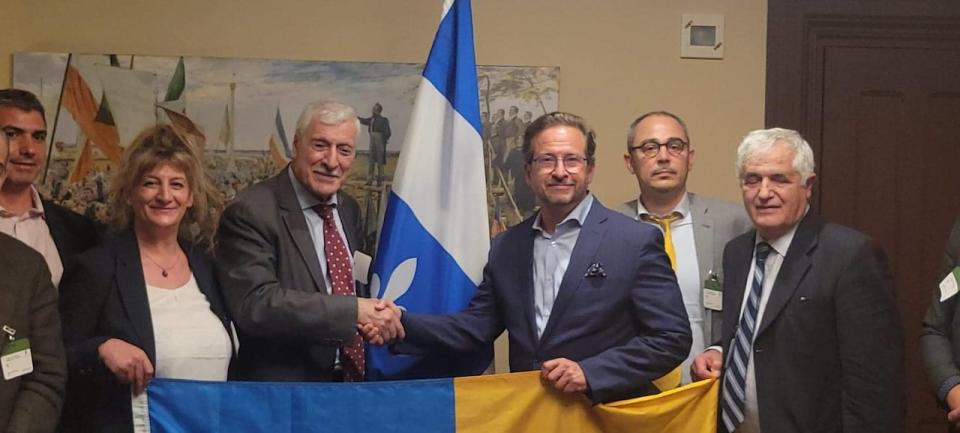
[643,212,682,271]
[642,212,683,390]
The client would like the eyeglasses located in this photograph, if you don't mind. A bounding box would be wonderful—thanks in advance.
[529,154,589,173]
[629,138,689,158]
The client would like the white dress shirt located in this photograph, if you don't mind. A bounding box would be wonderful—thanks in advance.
[637,193,702,383]
[733,222,800,433]
[0,186,64,287]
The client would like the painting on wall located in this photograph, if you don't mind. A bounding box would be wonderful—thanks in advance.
[12,52,559,248]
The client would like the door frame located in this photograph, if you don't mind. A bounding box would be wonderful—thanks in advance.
[766,1,960,209]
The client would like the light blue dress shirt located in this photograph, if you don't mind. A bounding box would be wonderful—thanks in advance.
[532,194,594,338]
[288,169,355,294]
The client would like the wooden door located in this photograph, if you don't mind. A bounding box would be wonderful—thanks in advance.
[767,3,960,432]
[821,45,960,433]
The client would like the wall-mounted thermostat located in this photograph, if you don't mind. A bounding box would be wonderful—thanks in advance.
[681,14,724,59]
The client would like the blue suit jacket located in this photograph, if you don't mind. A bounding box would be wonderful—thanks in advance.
[400,200,691,403]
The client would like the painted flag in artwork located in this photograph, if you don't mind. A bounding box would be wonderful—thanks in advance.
[367,0,491,379]
[60,56,123,164]
[275,107,293,158]
[266,107,290,167]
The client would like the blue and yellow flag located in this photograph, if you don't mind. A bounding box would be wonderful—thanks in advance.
[133,373,718,433]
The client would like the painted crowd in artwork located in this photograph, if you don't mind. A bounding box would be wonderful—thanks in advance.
[13,53,559,247]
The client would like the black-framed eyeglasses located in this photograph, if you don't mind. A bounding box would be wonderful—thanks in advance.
[529,154,589,173]
[629,138,689,158]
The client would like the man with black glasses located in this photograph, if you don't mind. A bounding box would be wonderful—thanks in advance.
[618,111,750,384]
[370,112,692,404]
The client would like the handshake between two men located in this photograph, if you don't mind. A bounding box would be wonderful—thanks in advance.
[352,298,590,396]
[356,298,404,346]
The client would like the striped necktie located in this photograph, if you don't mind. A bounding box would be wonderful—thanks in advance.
[720,242,772,433]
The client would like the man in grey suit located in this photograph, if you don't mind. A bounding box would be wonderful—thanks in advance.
[921,217,960,429]
[216,100,402,382]
[691,128,904,433]
[618,111,750,383]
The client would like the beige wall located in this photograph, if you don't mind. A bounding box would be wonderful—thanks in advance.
[1,0,766,372]
[1,0,766,202]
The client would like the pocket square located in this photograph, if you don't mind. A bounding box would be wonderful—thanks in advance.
[585,262,607,278]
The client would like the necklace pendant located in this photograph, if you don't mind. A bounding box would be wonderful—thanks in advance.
[162,270,169,278]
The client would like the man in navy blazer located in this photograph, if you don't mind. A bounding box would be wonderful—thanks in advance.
[373,112,691,404]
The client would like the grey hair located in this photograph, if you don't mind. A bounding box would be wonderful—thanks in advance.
[295,100,361,139]
[626,111,690,151]
[736,127,815,183]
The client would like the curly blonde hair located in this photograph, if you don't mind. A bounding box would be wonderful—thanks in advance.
[107,125,222,248]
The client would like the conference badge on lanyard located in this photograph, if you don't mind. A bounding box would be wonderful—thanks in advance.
[1,325,33,380]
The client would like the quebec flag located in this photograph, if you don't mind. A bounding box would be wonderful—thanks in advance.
[368,0,492,379]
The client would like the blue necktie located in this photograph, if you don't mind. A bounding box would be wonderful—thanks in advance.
[720,242,772,433]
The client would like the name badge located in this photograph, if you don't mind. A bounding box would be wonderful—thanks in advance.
[940,267,960,302]
[2,338,33,381]
[703,274,723,311]
[353,251,373,285]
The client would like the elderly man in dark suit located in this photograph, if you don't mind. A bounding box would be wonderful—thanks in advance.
[371,112,692,404]
[217,100,402,382]
[0,125,66,433]
[691,127,904,433]
[0,89,99,288]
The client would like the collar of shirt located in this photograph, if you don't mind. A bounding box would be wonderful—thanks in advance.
[532,193,594,237]
[753,206,808,258]
[0,186,47,219]
[288,168,339,210]
[636,192,691,226]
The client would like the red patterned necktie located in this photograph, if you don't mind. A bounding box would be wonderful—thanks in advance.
[315,204,365,381]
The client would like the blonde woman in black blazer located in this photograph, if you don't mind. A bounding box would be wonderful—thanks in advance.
[58,125,232,433]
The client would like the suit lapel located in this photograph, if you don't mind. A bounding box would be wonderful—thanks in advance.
[690,195,715,277]
[336,193,369,297]
[689,195,720,345]
[755,214,820,336]
[184,243,228,328]
[0,237,15,324]
[42,201,70,264]
[722,232,753,350]
[114,231,156,362]
[515,219,538,345]
[275,170,326,292]
[539,203,607,343]
[337,192,361,255]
